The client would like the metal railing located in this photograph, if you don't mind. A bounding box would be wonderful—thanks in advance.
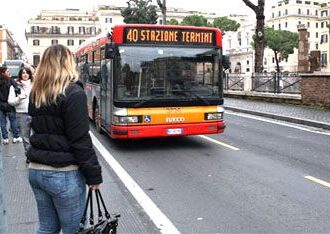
[252,73,301,94]
[223,73,244,91]
[223,72,302,94]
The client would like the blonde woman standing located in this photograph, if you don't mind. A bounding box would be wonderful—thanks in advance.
[8,67,33,156]
[27,44,103,234]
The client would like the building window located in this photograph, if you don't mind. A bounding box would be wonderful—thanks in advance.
[307,9,310,15]
[33,40,40,46]
[237,32,242,46]
[159,19,163,24]
[321,10,328,17]
[67,39,74,46]
[278,11,281,16]
[51,26,60,34]
[315,10,318,16]
[79,39,85,45]
[320,34,328,44]
[285,22,288,28]
[51,39,58,45]
[31,26,39,33]
[298,8,301,14]
[285,9,288,15]
[307,22,310,27]
[321,22,324,28]
[90,27,96,35]
[316,43,318,50]
[272,13,274,18]
[272,57,275,63]
[33,55,40,67]
[67,26,74,34]
[321,52,327,67]
[246,60,250,65]
[79,27,85,34]
[105,17,112,23]
[278,23,281,29]
[316,32,318,38]
[316,22,318,28]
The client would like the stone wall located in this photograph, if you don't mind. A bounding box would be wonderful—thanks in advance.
[301,73,330,108]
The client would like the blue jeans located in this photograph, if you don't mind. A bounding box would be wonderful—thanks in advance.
[16,113,31,154]
[28,169,86,234]
[0,110,19,139]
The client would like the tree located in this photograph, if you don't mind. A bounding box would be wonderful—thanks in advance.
[167,19,179,25]
[121,0,158,24]
[263,28,298,72]
[213,17,240,33]
[242,0,265,73]
[181,15,208,27]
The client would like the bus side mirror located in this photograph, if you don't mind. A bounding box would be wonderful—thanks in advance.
[105,43,115,59]
[222,55,230,70]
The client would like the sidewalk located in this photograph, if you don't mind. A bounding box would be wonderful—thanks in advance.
[1,142,159,234]
[224,97,330,130]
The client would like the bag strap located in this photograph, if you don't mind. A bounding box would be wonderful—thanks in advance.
[77,189,92,231]
[95,189,103,222]
[96,189,111,219]
[89,189,94,226]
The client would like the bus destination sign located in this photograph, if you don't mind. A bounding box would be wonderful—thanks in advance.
[124,27,216,46]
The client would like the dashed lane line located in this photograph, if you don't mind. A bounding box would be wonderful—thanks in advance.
[304,176,330,188]
[198,135,240,151]
[90,132,180,234]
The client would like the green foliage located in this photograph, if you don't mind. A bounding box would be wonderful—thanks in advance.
[213,17,240,32]
[167,19,179,25]
[253,28,298,72]
[264,28,298,59]
[181,15,209,27]
[121,0,158,24]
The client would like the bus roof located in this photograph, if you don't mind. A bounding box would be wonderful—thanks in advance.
[74,24,222,57]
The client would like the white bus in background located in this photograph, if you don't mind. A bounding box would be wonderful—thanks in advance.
[2,60,34,78]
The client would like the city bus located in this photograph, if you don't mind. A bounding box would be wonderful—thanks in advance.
[74,24,226,139]
[2,60,33,78]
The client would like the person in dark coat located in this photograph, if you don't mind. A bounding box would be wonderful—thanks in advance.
[27,44,103,234]
[0,66,22,144]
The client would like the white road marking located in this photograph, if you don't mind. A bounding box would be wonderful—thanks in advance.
[198,135,240,151]
[304,176,330,188]
[90,132,180,234]
[226,111,330,136]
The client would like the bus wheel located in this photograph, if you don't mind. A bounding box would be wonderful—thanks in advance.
[94,105,102,134]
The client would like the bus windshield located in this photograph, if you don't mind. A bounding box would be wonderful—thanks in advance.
[115,46,220,104]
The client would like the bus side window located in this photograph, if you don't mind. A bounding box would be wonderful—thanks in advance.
[82,63,91,83]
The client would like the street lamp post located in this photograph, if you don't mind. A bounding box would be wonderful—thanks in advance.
[156,0,166,25]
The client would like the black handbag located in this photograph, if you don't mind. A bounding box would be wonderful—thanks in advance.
[76,189,120,234]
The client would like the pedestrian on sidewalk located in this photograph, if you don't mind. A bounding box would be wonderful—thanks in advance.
[8,67,33,157]
[0,66,22,145]
[27,44,103,234]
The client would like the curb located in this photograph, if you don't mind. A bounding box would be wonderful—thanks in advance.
[224,106,330,130]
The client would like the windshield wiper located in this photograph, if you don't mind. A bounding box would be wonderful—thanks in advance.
[176,90,210,105]
[134,97,160,107]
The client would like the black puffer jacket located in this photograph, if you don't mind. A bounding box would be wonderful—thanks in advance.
[0,77,16,112]
[27,82,102,185]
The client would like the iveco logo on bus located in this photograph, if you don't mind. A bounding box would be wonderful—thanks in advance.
[166,117,185,123]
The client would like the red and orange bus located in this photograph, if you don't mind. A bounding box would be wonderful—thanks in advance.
[74,24,226,139]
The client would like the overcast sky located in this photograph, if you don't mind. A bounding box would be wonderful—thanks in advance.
[0,0,277,54]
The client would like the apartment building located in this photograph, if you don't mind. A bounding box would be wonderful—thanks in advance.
[96,5,224,32]
[25,9,101,66]
[222,15,255,75]
[267,0,328,72]
[0,25,23,64]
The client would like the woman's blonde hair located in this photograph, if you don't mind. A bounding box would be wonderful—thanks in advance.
[31,44,78,108]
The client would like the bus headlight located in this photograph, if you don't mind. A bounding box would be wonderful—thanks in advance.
[113,115,140,125]
[205,112,224,121]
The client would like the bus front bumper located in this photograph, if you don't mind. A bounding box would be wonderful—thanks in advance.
[110,121,225,139]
